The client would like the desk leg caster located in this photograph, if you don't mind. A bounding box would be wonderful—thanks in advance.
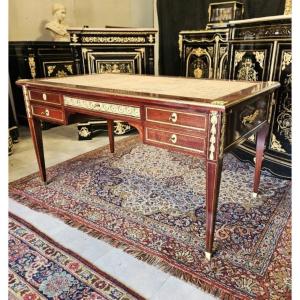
[205,251,212,261]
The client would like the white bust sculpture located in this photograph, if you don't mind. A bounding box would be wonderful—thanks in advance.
[45,3,70,41]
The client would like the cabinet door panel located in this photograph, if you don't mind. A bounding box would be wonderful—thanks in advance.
[184,45,214,79]
[230,43,273,81]
[268,43,291,161]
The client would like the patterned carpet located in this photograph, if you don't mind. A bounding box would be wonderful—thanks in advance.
[9,213,145,300]
[9,136,291,299]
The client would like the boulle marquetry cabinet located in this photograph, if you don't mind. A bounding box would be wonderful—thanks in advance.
[66,27,158,137]
[179,29,230,80]
[67,27,158,76]
[228,15,291,178]
[9,42,76,126]
[179,15,291,178]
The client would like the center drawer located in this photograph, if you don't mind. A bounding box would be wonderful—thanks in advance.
[145,107,207,131]
[145,127,206,154]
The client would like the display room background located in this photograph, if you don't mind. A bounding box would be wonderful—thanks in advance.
[9,0,154,41]
[157,0,286,75]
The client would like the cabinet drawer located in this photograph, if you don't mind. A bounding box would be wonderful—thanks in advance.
[29,90,62,105]
[145,127,206,154]
[31,105,64,122]
[146,107,207,131]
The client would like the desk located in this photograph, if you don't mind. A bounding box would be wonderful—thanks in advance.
[17,74,279,259]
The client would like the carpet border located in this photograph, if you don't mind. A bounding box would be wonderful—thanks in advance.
[9,212,146,300]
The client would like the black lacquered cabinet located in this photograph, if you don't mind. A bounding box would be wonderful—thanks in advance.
[179,29,229,79]
[9,42,76,125]
[67,27,158,76]
[179,15,291,178]
[66,27,158,138]
[228,15,291,178]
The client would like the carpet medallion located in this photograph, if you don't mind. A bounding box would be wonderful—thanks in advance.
[9,136,291,299]
[8,213,145,300]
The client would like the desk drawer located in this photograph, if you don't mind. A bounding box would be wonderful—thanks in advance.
[145,127,205,154]
[29,90,62,105]
[31,105,64,122]
[146,107,207,131]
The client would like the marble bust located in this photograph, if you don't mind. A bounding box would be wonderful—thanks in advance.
[45,3,70,41]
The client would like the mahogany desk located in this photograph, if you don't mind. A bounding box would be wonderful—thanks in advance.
[17,74,280,260]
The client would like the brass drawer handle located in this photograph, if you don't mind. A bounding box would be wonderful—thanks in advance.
[41,109,50,116]
[170,134,177,144]
[169,112,178,123]
[42,93,47,101]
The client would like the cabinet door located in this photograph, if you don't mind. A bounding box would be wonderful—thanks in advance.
[268,43,291,162]
[37,46,76,78]
[229,43,273,81]
[184,45,214,79]
[81,47,146,75]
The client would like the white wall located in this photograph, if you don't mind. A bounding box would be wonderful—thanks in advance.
[9,0,154,41]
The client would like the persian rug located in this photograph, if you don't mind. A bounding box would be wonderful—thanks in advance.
[9,136,291,299]
[8,213,145,300]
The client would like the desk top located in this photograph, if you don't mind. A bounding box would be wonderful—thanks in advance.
[19,74,280,109]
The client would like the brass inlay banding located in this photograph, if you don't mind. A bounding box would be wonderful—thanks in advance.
[64,96,140,119]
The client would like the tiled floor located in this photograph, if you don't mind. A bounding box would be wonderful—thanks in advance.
[9,124,217,300]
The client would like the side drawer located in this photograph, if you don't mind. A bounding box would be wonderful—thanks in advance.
[29,90,62,105]
[145,127,206,154]
[31,104,64,123]
[145,107,207,131]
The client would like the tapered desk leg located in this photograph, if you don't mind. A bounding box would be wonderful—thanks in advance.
[107,120,115,153]
[28,118,47,184]
[253,123,269,197]
[205,158,223,260]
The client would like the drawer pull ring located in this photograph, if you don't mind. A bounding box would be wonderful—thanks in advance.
[170,134,177,144]
[42,93,47,101]
[169,112,178,123]
[45,109,50,116]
